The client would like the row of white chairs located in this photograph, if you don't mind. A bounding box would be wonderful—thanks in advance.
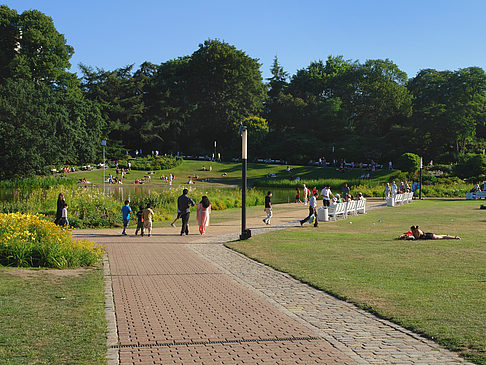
[318,199,367,221]
[386,192,414,206]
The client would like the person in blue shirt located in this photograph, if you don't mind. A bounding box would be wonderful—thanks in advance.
[121,200,131,235]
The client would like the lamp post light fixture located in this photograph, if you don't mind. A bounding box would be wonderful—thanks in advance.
[240,126,251,240]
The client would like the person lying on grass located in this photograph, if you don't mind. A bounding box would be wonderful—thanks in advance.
[410,225,460,240]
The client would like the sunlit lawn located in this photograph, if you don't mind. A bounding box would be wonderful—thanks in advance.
[0,268,106,364]
[227,200,486,364]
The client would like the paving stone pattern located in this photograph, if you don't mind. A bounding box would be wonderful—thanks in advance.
[104,241,355,364]
[76,202,473,364]
[189,243,472,365]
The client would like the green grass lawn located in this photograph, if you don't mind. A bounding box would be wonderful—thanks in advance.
[0,267,106,364]
[227,200,486,364]
[69,160,395,188]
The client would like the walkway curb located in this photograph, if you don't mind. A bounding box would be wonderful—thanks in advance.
[103,253,119,365]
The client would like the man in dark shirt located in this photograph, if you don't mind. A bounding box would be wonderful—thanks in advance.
[263,191,272,225]
[342,183,350,200]
[177,189,195,236]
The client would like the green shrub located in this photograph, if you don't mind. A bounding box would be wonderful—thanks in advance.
[396,153,421,173]
[118,156,182,171]
[454,154,486,178]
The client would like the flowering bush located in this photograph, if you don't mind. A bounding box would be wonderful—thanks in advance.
[0,213,103,268]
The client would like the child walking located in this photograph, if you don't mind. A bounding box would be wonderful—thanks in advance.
[121,200,131,235]
[60,203,69,229]
[143,203,154,237]
[135,205,144,236]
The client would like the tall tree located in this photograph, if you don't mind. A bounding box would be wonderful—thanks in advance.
[408,67,486,159]
[186,39,267,153]
[0,5,76,86]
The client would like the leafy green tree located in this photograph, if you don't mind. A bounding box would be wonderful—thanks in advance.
[0,5,76,86]
[0,79,103,177]
[353,59,412,135]
[408,67,486,160]
[454,154,486,178]
[396,153,421,173]
[186,40,267,153]
[232,116,269,157]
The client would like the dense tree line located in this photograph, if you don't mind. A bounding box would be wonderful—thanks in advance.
[1,5,485,178]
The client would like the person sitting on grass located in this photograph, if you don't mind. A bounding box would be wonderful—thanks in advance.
[410,225,460,240]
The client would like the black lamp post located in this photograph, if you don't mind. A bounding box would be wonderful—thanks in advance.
[240,126,251,240]
[419,156,423,200]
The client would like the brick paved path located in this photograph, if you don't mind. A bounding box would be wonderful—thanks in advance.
[75,203,472,364]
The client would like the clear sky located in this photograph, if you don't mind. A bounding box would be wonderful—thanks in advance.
[6,0,486,80]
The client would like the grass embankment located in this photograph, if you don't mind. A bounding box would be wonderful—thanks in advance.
[0,267,106,364]
[227,200,486,364]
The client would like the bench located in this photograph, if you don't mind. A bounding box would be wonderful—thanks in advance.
[355,199,366,214]
[328,202,346,221]
[345,200,357,218]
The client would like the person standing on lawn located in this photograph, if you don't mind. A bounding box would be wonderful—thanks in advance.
[300,192,319,227]
[177,189,195,236]
[121,200,131,235]
[263,191,273,225]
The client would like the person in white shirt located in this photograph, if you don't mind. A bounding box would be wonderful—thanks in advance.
[391,181,398,198]
[320,185,334,207]
[300,192,318,227]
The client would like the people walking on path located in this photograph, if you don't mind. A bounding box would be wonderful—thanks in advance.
[300,192,319,227]
[196,196,211,235]
[295,187,301,203]
[303,184,309,205]
[121,200,131,235]
[177,189,195,236]
[263,191,273,225]
[55,193,65,225]
[134,205,144,236]
[170,208,181,228]
[60,203,69,229]
[320,185,334,207]
[142,203,154,237]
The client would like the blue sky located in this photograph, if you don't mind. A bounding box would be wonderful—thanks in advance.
[6,0,486,80]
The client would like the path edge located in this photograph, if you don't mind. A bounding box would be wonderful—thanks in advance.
[103,252,119,365]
